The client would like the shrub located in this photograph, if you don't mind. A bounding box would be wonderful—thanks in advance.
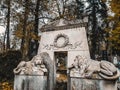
[0,50,22,81]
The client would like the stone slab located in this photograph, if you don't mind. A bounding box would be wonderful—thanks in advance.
[69,77,117,90]
[14,75,47,90]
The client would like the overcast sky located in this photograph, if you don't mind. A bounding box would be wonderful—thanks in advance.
[0,26,5,34]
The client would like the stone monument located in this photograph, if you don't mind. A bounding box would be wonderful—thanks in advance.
[38,18,90,68]
[68,55,120,90]
[14,55,48,90]
[38,18,119,90]
[14,18,120,90]
[38,18,90,90]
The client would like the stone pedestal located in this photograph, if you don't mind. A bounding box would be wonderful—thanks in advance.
[69,77,117,90]
[14,75,47,90]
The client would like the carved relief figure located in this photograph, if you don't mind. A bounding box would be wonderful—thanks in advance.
[69,55,120,80]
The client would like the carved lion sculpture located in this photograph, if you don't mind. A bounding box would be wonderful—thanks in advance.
[69,55,120,80]
[13,52,54,90]
[13,55,47,75]
[13,61,33,75]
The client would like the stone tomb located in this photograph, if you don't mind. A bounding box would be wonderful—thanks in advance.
[38,19,90,90]
[38,19,90,68]
[13,55,48,90]
[38,19,119,90]
[14,19,119,90]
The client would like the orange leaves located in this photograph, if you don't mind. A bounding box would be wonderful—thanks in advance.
[110,0,120,16]
[30,32,40,40]
[0,82,13,90]
[13,22,40,40]
[14,30,23,38]
[106,0,120,50]
[108,28,120,49]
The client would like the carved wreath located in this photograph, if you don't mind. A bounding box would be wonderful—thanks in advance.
[54,34,69,48]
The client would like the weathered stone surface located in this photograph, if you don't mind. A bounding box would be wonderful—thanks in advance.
[69,55,120,80]
[38,25,90,67]
[14,19,119,90]
[13,55,47,75]
[13,54,48,90]
[14,53,54,90]
[41,19,88,32]
[14,75,47,90]
[69,78,117,90]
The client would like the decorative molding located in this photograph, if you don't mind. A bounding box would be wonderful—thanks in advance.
[54,34,69,48]
[42,41,83,50]
[41,19,87,32]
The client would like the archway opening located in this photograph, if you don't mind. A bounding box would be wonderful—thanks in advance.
[54,51,68,90]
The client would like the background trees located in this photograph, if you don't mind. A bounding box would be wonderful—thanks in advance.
[0,0,119,60]
[0,0,120,85]
[106,0,120,55]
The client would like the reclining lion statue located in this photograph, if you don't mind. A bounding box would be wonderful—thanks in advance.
[69,55,120,80]
[13,52,55,90]
[13,55,47,75]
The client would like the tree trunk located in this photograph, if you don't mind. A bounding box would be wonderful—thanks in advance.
[21,0,29,60]
[29,0,40,58]
[6,0,11,50]
[90,1,97,59]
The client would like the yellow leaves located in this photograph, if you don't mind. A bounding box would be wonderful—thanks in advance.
[14,21,40,40]
[14,29,40,40]
[107,28,120,49]
[101,0,107,3]
[14,30,40,40]
[14,30,23,38]
[107,16,114,21]
[110,0,120,16]
[0,82,13,90]
[30,32,40,40]
[107,0,120,49]
[26,22,34,31]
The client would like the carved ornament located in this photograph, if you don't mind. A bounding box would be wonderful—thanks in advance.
[54,34,69,48]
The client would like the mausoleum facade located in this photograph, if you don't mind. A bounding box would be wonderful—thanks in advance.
[38,19,90,67]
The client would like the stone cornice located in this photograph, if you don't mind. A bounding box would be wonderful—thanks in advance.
[41,23,87,32]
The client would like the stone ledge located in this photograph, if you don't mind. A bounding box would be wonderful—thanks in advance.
[69,77,117,90]
[40,19,87,32]
[14,75,47,90]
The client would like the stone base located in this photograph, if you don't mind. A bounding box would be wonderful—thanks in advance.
[69,78,117,90]
[14,75,47,90]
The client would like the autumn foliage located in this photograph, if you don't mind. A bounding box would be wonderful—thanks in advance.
[107,0,120,50]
